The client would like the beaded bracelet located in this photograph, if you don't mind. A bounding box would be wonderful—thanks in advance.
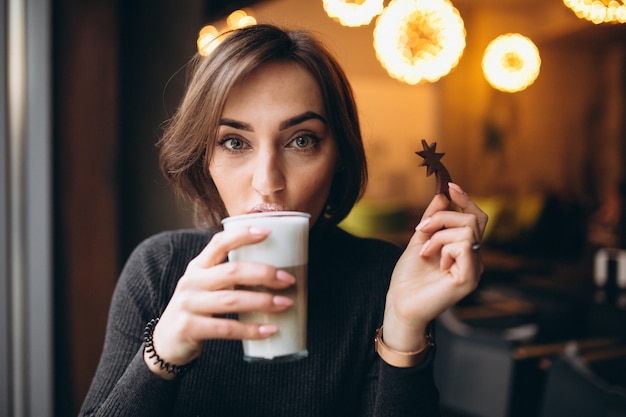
[143,318,194,376]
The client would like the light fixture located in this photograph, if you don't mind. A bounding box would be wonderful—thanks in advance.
[322,0,385,27]
[481,33,541,93]
[197,9,257,56]
[563,0,626,24]
[373,0,466,85]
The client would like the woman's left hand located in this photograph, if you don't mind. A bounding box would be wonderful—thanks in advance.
[382,182,488,353]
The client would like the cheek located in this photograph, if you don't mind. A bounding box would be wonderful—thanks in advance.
[294,166,336,212]
[209,167,225,194]
[308,154,337,199]
[209,163,242,209]
[210,156,246,187]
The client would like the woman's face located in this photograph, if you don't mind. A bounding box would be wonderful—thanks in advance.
[209,60,338,224]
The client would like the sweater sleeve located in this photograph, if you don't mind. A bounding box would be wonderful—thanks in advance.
[78,231,208,416]
[359,333,441,417]
[353,234,441,417]
[79,349,181,416]
[373,348,441,417]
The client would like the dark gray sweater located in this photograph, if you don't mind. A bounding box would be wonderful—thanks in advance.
[79,225,440,416]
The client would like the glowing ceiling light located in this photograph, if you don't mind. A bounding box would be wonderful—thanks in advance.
[322,0,385,27]
[197,10,257,56]
[482,33,541,93]
[373,0,466,85]
[563,0,626,24]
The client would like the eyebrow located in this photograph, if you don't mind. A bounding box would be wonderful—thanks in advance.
[279,111,327,130]
[218,111,327,132]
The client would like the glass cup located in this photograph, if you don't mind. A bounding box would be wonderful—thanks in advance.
[221,211,310,362]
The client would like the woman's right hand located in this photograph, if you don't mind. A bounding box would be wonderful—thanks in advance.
[144,226,296,378]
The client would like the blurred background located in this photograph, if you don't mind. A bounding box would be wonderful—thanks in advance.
[2,0,625,416]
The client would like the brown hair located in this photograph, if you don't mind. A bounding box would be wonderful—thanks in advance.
[158,24,367,227]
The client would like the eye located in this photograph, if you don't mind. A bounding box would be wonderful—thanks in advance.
[217,137,248,151]
[288,134,320,150]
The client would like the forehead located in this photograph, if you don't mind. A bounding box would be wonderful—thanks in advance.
[222,60,325,116]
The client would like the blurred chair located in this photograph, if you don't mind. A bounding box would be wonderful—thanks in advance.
[538,347,626,417]
[434,304,539,417]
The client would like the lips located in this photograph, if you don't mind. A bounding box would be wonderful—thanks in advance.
[248,203,285,213]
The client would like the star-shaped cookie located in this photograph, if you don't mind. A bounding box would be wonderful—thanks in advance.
[416,139,452,200]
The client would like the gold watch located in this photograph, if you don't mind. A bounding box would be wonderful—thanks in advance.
[375,325,434,368]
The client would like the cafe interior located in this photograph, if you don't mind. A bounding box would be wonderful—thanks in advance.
[3,0,626,415]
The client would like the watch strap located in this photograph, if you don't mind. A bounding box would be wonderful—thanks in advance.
[375,325,434,368]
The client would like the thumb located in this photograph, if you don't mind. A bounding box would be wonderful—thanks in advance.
[409,218,433,248]
[409,193,451,248]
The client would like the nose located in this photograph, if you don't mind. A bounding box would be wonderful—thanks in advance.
[251,148,286,196]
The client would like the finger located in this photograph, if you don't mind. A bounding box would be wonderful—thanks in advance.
[174,288,294,316]
[420,193,452,221]
[440,240,482,274]
[418,211,481,244]
[448,182,489,236]
[182,315,282,341]
[409,194,451,247]
[419,226,475,258]
[151,310,282,365]
[178,261,296,292]
[191,227,271,268]
[440,242,481,302]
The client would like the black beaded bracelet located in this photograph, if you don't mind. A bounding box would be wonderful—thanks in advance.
[143,318,194,376]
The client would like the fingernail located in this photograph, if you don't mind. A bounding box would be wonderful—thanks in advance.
[249,226,271,235]
[448,182,465,194]
[259,324,278,335]
[416,217,431,231]
[419,239,431,256]
[273,296,293,307]
[276,270,296,283]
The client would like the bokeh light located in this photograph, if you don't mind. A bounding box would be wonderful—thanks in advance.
[373,0,466,85]
[482,33,541,93]
[323,0,385,27]
[563,0,626,24]
[197,10,257,56]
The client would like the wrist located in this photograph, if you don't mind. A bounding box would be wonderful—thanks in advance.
[381,310,431,351]
[375,324,434,368]
[143,318,195,380]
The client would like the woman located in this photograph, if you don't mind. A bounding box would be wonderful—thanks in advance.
[80,24,487,416]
